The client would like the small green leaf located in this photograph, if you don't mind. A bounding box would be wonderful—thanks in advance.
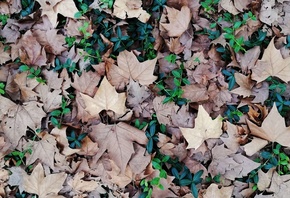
[19,65,30,72]
[50,117,59,126]
[50,110,62,116]
[150,177,160,186]
[172,70,181,78]
[74,11,82,18]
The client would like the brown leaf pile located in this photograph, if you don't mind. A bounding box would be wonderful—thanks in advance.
[1,0,290,197]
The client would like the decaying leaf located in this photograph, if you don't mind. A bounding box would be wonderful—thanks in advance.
[80,76,127,116]
[180,105,223,149]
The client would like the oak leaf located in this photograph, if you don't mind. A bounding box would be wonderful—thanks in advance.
[180,105,222,149]
[252,38,290,83]
[107,50,157,89]
[23,163,67,198]
[247,104,290,147]
[35,0,79,27]
[89,122,148,173]
[160,6,191,37]
[80,76,127,116]
[113,0,150,23]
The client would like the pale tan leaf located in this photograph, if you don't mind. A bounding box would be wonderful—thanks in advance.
[220,0,239,15]
[71,71,101,96]
[25,133,57,168]
[242,137,268,156]
[23,163,67,198]
[0,96,46,147]
[107,50,157,88]
[231,73,255,97]
[160,6,191,37]
[36,0,79,27]
[252,38,290,83]
[257,168,275,191]
[68,171,99,193]
[180,105,222,149]
[89,122,147,173]
[80,76,127,116]
[113,0,150,23]
[247,104,290,147]
[203,183,234,198]
[0,42,10,64]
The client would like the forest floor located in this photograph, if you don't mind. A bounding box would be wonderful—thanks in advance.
[1,0,290,197]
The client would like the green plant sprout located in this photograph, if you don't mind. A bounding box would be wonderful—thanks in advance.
[19,65,46,84]
[50,98,71,128]
[5,149,32,166]
[67,130,87,148]
[246,143,290,191]
[0,83,5,95]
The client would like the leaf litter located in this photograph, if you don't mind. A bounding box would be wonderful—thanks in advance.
[1,0,290,197]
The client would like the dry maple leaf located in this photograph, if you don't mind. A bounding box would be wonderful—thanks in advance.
[11,30,47,66]
[80,76,127,116]
[71,71,101,96]
[36,0,79,27]
[89,122,148,173]
[113,0,150,23]
[252,38,290,83]
[231,73,255,97]
[247,104,290,147]
[23,163,67,198]
[0,96,46,147]
[107,50,157,89]
[25,133,58,168]
[180,105,223,149]
[160,6,191,37]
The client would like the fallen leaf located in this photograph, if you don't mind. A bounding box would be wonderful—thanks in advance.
[247,104,290,147]
[25,133,57,168]
[67,171,100,194]
[23,163,67,198]
[236,46,260,72]
[80,76,127,116]
[259,0,278,25]
[107,50,157,89]
[220,0,239,15]
[252,38,290,83]
[11,30,47,66]
[113,0,150,23]
[89,122,148,173]
[180,105,223,149]
[203,183,234,198]
[0,96,46,147]
[181,84,209,102]
[208,144,260,180]
[8,167,26,193]
[231,73,255,97]
[0,42,10,64]
[36,0,79,27]
[160,6,192,37]
[257,168,275,191]
[71,71,101,97]
[242,137,268,156]
[126,78,151,107]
